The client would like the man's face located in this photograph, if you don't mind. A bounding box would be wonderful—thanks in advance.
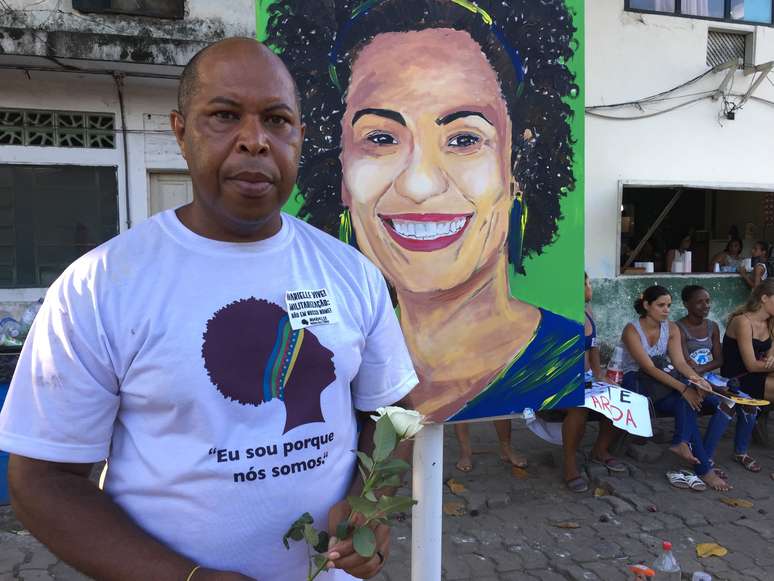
[172,42,304,237]
[341,29,513,294]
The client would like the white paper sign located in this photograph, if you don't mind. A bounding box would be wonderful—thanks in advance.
[583,382,653,437]
[285,288,340,330]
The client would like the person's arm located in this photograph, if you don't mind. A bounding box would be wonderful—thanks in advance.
[589,345,604,380]
[9,457,251,581]
[621,324,702,411]
[732,316,773,373]
[695,321,722,374]
[711,252,725,267]
[326,393,414,579]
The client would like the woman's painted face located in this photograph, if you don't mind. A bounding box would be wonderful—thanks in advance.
[645,294,671,321]
[340,29,513,293]
[685,289,710,320]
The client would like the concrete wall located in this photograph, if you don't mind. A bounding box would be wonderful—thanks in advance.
[590,274,750,355]
[586,0,774,280]
[0,0,256,65]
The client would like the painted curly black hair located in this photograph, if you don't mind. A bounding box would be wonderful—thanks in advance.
[266,0,578,262]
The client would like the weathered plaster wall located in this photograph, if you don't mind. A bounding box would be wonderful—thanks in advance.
[590,274,750,357]
[586,0,774,280]
[0,0,256,65]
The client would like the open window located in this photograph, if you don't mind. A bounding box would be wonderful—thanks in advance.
[620,184,774,274]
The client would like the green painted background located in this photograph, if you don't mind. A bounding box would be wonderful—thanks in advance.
[256,0,584,322]
[591,275,750,358]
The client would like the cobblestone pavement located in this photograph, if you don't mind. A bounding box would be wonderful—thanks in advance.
[1,418,773,580]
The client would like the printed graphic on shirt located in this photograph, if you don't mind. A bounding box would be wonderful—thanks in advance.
[202,297,336,433]
[690,348,712,366]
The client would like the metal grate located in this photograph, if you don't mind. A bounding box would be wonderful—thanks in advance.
[0,109,115,149]
[707,31,747,68]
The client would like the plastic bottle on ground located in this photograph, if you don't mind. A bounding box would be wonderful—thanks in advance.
[653,541,681,580]
[692,572,711,581]
[606,345,625,384]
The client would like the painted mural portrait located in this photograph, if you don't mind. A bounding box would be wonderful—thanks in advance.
[266,0,583,422]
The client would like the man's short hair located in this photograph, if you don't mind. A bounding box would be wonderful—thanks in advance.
[177,38,302,116]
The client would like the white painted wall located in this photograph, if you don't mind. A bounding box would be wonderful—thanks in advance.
[586,0,774,278]
[0,68,184,299]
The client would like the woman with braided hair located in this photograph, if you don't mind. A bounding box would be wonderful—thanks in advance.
[266,0,583,425]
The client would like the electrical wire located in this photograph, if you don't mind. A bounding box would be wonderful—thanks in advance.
[585,94,714,120]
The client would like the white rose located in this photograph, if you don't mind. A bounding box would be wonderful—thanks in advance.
[371,406,425,439]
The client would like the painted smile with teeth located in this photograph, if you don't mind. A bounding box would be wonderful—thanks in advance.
[380,213,473,252]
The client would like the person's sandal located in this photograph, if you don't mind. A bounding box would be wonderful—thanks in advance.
[565,476,589,493]
[733,453,762,473]
[666,470,691,489]
[592,456,627,473]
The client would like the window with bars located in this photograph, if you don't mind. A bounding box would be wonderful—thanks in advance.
[0,109,115,149]
[626,0,774,25]
[0,165,119,288]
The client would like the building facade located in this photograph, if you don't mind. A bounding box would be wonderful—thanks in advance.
[0,0,255,313]
[587,0,774,350]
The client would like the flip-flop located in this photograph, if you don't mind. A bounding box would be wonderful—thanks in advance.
[455,459,473,473]
[592,456,627,473]
[565,476,589,493]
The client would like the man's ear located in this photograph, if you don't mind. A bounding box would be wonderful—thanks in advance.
[170,110,187,160]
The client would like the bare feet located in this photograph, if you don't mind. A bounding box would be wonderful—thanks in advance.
[701,469,732,492]
[499,443,528,468]
[670,442,699,464]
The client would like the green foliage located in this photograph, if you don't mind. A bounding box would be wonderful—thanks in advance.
[372,415,397,462]
[353,526,377,558]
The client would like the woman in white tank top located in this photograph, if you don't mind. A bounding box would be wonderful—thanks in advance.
[619,285,730,491]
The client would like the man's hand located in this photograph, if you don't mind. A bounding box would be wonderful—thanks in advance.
[325,500,389,579]
[195,569,256,581]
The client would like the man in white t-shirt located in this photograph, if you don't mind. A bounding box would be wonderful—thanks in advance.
[0,38,418,581]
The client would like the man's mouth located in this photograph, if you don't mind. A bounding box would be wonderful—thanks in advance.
[228,171,275,197]
[379,213,472,252]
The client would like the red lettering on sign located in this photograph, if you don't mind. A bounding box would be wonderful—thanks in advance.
[590,395,601,409]
[625,409,637,428]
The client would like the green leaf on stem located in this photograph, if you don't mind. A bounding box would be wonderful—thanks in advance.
[313,553,328,569]
[283,512,314,549]
[355,451,374,472]
[353,525,377,558]
[313,531,330,554]
[365,490,377,502]
[376,494,417,516]
[379,474,402,488]
[303,523,319,548]
[373,416,397,462]
[348,495,379,519]
[336,519,350,541]
[374,458,410,476]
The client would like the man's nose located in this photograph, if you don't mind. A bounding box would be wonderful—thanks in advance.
[236,115,270,155]
[394,143,449,203]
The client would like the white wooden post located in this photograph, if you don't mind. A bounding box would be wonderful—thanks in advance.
[411,423,444,581]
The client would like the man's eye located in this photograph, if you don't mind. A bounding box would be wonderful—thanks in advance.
[266,115,289,126]
[366,132,398,146]
[447,133,480,148]
[214,111,239,121]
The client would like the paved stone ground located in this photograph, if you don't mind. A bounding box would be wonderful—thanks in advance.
[1,417,773,580]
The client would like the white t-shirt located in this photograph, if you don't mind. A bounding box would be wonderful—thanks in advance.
[0,210,418,581]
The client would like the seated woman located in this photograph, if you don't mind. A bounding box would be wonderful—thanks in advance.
[740,241,770,289]
[620,285,730,491]
[712,238,743,273]
[678,285,758,474]
[562,274,623,493]
[722,280,774,459]
[665,233,692,273]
